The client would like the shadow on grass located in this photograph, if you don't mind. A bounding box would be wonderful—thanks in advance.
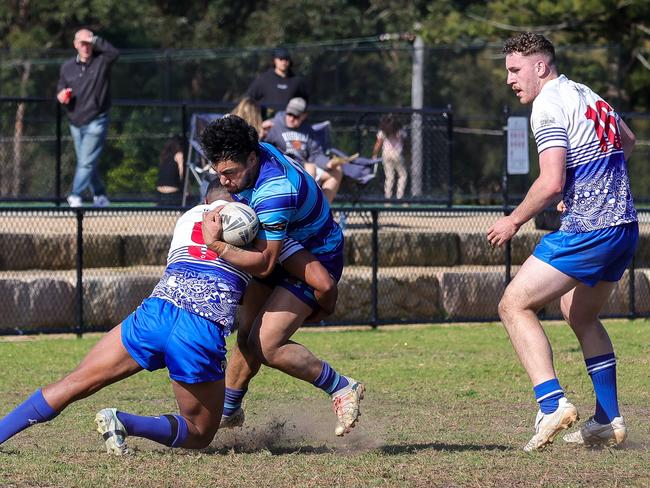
[202,444,334,455]
[379,442,510,454]
[199,441,510,456]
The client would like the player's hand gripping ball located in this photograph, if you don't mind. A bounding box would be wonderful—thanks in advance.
[220,202,259,246]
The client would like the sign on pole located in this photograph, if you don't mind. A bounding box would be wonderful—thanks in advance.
[507,116,529,175]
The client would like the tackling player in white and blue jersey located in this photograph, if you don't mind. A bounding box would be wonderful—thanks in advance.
[489,32,637,452]
[200,115,364,437]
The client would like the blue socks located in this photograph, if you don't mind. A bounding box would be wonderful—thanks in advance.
[223,387,247,417]
[0,389,58,445]
[313,362,349,395]
[116,412,188,448]
[533,378,565,414]
[586,353,620,424]
[0,391,190,449]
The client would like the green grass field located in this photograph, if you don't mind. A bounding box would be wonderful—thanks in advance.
[0,320,648,487]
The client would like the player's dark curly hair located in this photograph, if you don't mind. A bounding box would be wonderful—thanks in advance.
[200,115,260,165]
[503,32,555,64]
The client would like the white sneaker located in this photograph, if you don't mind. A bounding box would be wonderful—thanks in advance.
[523,398,579,452]
[563,416,627,447]
[331,378,365,436]
[95,408,129,455]
[66,194,82,207]
[93,195,111,207]
[219,407,245,429]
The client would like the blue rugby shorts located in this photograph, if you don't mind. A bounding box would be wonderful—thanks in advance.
[533,222,638,287]
[121,297,227,384]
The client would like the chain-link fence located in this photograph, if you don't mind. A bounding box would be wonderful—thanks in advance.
[0,98,453,204]
[3,97,650,206]
[3,41,649,204]
[1,206,648,336]
[0,42,632,113]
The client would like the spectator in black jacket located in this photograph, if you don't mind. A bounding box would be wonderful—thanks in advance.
[245,47,309,118]
[57,29,119,208]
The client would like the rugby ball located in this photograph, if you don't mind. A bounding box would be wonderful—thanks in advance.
[220,202,259,246]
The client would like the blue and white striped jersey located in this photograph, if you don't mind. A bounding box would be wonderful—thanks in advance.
[233,142,344,256]
[531,75,637,233]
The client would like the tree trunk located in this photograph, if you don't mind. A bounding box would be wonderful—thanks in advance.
[12,60,31,197]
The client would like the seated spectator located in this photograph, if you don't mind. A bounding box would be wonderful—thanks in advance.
[230,97,272,140]
[245,47,309,118]
[264,97,347,203]
[372,114,408,199]
[156,135,184,206]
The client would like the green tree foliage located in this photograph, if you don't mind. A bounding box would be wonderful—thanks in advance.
[1,0,649,201]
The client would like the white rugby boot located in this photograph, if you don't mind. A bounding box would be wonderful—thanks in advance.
[563,416,627,447]
[331,378,365,436]
[523,397,579,452]
[95,408,129,455]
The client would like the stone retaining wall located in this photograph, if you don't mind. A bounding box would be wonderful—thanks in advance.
[2,217,648,331]
[4,230,650,271]
[0,231,500,270]
[2,266,648,332]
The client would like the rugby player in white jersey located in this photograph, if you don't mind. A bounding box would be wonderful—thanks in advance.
[0,180,337,454]
[487,32,637,452]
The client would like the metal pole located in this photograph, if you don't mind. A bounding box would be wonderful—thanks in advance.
[181,104,190,206]
[164,49,171,101]
[503,105,512,285]
[410,35,424,197]
[75,209,84,337]
[446,104,453,208]
[502,105,510,209]
[371,209,379,328]
[55,102,62,207]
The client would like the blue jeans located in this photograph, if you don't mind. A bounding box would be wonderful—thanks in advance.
[69,113,109,197]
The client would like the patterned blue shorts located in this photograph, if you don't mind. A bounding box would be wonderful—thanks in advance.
[121,297,227,384]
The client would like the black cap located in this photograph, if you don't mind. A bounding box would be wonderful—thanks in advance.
[272,47,291,59]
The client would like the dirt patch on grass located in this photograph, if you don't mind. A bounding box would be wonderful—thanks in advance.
[211,404,385,455]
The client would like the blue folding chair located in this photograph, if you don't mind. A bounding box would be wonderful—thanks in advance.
[310,120,381,187]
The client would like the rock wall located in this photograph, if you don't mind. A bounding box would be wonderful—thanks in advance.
[0,227,648,331]
[1,265,647,332]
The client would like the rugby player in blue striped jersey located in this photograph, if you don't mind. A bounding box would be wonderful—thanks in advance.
[200,115,364,436]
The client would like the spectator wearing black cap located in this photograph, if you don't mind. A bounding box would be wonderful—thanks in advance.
[244,46,309,118]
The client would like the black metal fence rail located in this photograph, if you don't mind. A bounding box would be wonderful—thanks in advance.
[3,96,650,210]
[0,205,648,337]
[0,97,452,205]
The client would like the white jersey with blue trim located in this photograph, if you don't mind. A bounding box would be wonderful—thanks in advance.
[531,74,636,233]
[150,200,250,334]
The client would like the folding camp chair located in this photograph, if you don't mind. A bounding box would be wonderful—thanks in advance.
[310,120,381,229]
[310,120,381,191]
[182,113,223,206]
